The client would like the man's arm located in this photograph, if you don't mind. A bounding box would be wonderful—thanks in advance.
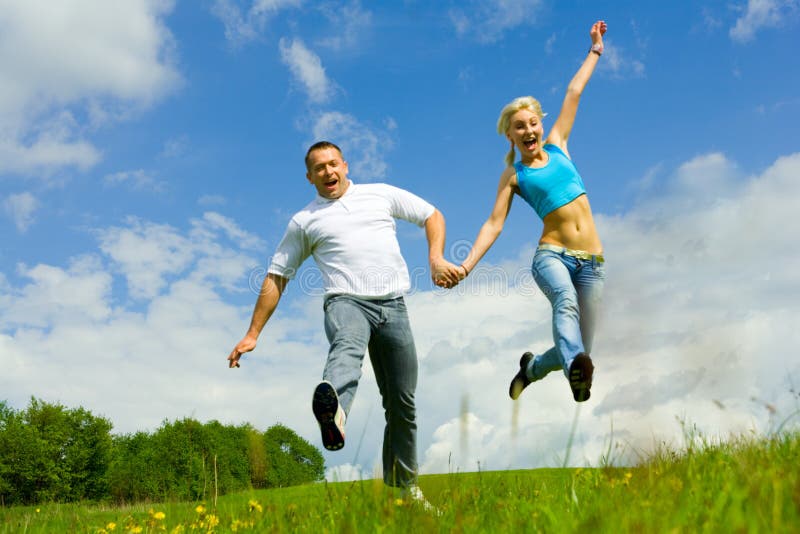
[228,273,288,368]
[425,209,462,288]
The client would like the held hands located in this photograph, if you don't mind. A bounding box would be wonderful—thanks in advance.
[430,258,468,289]
[228,334,257,368]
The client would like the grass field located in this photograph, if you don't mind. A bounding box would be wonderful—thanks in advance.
[2,430,798,533]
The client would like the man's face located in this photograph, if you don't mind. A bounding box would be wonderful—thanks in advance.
[306,147,350,199]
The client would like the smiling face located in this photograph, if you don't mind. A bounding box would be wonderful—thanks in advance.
[507,108,545,162]
[306,146,350,199]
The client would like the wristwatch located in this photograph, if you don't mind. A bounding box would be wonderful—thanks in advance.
[590,43,603,56]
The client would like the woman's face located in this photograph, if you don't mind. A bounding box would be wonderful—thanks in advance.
[507,108,544,160]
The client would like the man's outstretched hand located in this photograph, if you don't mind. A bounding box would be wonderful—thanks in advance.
[228,335,257,368]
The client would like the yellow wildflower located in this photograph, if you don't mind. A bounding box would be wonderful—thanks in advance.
[248,499,263,513]
[107,522,117,531]
[195,505,206,515]
[153,511,166,521]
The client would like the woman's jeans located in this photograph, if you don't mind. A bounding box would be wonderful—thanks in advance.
[323,294,418,488]
[526,247,605,381]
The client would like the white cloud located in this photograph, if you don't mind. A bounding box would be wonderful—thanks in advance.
[310,112,391,181]
[730,0,799,43]
[599,39,645,79]
[96,212,265,300]
[197,211,266,252]
[97,218,195,300]
[545,33,557,54]
[2,255,112,329]
[316,0,373,52]
[0,136,101,175]
[104,169,166,192]
[211,0,302,45]
[701,7,724,31]
[198,194,227,207]
[449,0,545,44]
[160,135,189,158]
[0,0,180,175]
[279,38,335,104]
[3,192,40,232]
[325,462,371,483]
[1,151,799,478]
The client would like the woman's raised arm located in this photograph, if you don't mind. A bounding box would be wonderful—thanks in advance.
[546,20,607,155]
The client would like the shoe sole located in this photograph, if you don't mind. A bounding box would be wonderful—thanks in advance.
[312,381,345,451]
[509,352,534,400]
[568,353,594,402]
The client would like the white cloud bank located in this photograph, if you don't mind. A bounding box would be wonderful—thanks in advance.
[730,0,799,43]
[0,0,181,175]
[1,152,799,481]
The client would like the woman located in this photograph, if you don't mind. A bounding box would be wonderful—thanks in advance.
[459,20,607,403]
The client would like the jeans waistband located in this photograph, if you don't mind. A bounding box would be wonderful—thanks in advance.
[537,243,605,263]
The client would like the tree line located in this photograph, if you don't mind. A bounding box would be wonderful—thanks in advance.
[0,398,325,506]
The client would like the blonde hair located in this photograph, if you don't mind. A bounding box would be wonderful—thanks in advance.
[496,96,546,167]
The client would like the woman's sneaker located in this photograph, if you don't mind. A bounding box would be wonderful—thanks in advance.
[509,352,534,400]
[312,381,346,450]
[568,353,594,402]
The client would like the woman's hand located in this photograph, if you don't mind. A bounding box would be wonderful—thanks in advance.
[590,20,607,50]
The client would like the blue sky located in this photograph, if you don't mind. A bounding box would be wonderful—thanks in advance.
[2,0,800,481]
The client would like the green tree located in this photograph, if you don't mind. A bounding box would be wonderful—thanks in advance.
[0,398,113,504]
[107,431,162,504]
[263,423,325,488]
[247,425,268,488]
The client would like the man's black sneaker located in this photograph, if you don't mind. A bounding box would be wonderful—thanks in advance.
[509,352,534,400]
[312,381,345,451]
[568,353,594,402]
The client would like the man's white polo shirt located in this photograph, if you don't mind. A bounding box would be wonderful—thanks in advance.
[268,182,435,299]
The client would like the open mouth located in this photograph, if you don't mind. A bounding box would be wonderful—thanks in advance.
[324,178,338,189]
[523,138,538,151]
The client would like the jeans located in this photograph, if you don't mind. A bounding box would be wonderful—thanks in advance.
[526,248,605,381]
[323,294,418,487]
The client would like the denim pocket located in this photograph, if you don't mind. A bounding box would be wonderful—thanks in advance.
[592,262,606,277]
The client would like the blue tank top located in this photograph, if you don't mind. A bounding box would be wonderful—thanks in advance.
[515,144,586,219]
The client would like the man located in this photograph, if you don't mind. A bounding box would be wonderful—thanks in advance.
[228,141,460,504]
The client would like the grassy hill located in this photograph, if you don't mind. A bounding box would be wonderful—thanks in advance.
[2,430,798,533]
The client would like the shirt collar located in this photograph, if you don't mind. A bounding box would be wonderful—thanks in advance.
[314,180,355,203]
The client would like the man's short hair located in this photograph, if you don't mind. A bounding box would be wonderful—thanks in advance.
[305,141,343,169]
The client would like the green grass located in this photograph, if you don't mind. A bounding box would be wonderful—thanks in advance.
[2,431,798,533]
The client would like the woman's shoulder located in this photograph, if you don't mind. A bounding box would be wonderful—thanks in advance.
[500,164,518,186]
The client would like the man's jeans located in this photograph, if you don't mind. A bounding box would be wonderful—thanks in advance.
[526,248,605,381]
[323,294,418,487]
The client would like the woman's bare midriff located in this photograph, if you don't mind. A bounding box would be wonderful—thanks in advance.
[539,194,603,254]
